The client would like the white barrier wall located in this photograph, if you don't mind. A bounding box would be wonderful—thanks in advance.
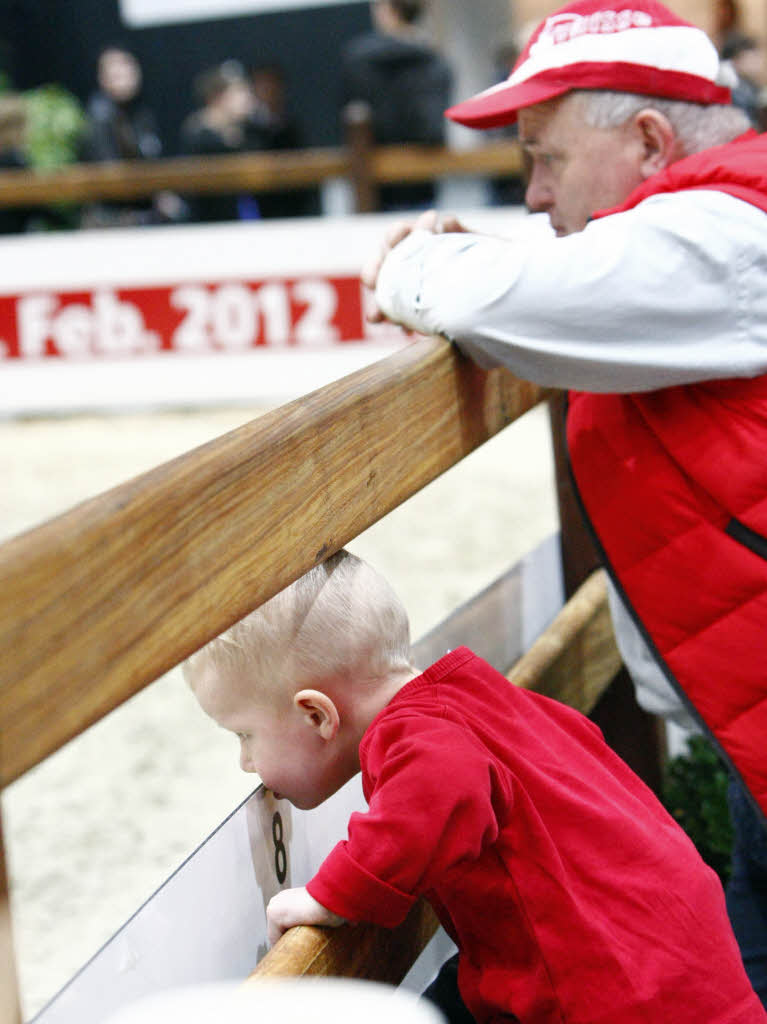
[0,209,535,416]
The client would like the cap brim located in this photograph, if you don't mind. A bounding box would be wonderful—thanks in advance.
[445,78,571,129]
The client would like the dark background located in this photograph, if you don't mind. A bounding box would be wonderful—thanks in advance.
[0,0,372,152]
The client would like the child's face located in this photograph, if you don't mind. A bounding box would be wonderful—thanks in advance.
[192,667,346,810]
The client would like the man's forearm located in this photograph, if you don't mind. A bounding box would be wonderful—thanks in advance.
[374,192,767,394]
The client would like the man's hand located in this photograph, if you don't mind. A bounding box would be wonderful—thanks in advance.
[266,887,347,946]
[362,209,468,324]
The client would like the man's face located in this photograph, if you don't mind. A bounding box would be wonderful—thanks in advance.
[518,93,646,236]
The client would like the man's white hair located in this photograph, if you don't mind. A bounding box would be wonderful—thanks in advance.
[576,90,751,155]
[183,550,414,695]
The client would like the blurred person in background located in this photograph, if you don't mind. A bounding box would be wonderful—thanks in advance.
[341,0,453,211]
[249,64,300,152]
[720,32,766,129]
[487,34,527,207]
[81,45,185,227]
[248,63,319,218]
[83,46,161,163]
[180,61,262,223]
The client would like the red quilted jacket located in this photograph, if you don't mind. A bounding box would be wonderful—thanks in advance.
[568,132,767,821]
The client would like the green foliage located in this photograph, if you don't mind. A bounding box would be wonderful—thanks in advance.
[22,83,86,170]
[662,735,733,884]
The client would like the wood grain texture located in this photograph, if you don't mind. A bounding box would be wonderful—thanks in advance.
[0,339,548,785]
[507,569,622,715]
[248,901,439,985]
[370,139,523,183]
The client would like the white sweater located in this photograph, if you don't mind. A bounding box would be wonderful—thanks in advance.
[375,190,767,726]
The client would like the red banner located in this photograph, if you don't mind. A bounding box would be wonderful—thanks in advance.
[0,275,368,360]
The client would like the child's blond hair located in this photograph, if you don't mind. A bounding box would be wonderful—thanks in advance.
[183,550,414,697]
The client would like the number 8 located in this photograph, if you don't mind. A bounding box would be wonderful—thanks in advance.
[272,811,287,883]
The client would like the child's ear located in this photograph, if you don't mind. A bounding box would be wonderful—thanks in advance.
[293,690,340,741]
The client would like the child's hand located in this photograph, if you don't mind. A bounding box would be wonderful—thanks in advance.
[266,887,347,946]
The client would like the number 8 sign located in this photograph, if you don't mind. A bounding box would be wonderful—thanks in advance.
[246,789,293,907]
[272,811,288,884]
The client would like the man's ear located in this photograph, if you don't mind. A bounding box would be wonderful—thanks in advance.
[293,689,340,742]
[634,108,678,179]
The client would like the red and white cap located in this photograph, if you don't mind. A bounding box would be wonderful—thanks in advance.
[446,0,732,129]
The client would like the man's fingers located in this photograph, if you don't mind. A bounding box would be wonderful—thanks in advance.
[361,218,414,290]
[361,209,467,326]
[441,214,468,233]
[412,209,441,232]
[386,217,418,247]
[360,253,384,292]
[361,209,465,292]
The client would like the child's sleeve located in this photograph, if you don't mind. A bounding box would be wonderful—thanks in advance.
[307,714,511,927]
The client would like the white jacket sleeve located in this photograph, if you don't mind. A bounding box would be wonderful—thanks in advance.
[375,190,767,393]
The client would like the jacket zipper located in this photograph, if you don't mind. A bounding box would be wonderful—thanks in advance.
[725,518,767,561]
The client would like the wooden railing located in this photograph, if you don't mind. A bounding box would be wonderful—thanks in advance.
[0,113,523,215]
[0,334,648,1018]
[0,341,542,786]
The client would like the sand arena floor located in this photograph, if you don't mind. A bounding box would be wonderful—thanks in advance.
[0,400,558,1017]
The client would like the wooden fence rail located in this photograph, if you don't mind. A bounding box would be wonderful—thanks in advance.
[0,136,523,213]
[0,338,551,1022]
[0,290,657,1024]
[0,340,546,788]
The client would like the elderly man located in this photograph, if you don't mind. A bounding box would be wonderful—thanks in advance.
[368,0,767,1007]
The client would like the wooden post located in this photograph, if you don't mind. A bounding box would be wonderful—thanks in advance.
[547,393,665,794]
[343,101,378,213]
[547,393,601,598]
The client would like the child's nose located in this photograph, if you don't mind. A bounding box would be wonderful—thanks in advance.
[239,744,257,773]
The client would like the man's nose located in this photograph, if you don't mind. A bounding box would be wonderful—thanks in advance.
[525,168,553,214]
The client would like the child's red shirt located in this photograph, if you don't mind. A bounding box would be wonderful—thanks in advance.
[307,647,764,1023]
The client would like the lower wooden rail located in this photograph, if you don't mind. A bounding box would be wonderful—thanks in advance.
[248,569,620,985]
[508,569,620,716]
[249,901,440,986]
